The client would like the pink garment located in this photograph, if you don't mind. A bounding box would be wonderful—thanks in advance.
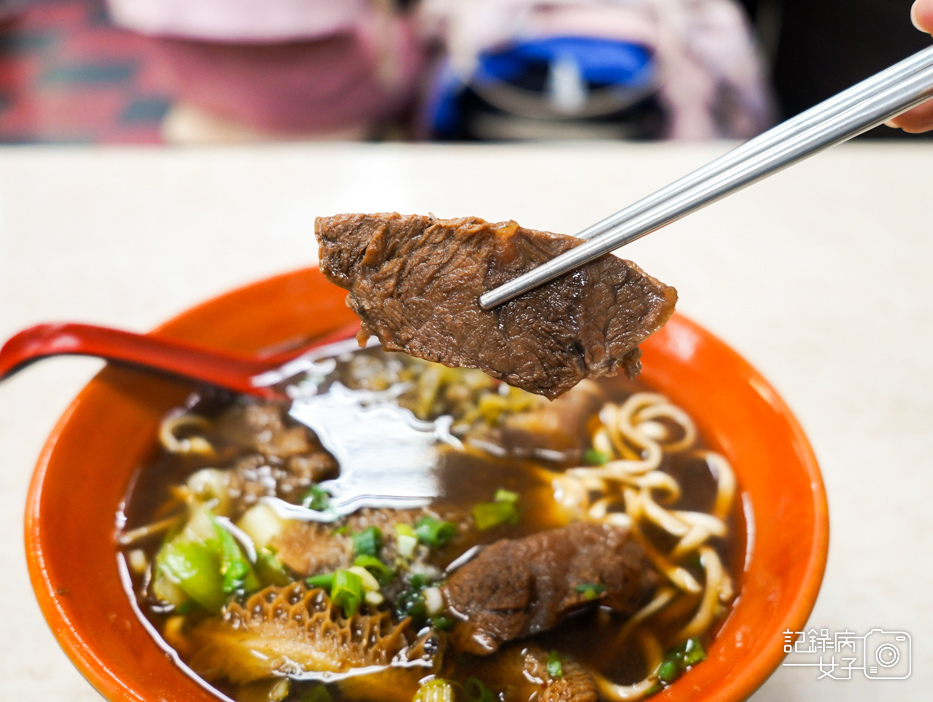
[108,0,374,42]
[109,0,423,133]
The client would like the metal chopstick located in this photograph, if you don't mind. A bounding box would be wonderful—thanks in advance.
[479,46,933,310]
[573,44,933,243]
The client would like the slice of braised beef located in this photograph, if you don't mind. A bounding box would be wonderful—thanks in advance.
[443,521,658,654]
[315,213,677,399]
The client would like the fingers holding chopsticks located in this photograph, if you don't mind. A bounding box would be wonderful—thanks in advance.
[888,0,933,132]
[913,0,933,33]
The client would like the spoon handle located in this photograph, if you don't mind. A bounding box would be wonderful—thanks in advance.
[0,322,360,399]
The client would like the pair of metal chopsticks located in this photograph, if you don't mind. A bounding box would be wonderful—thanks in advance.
[479,45,933,310]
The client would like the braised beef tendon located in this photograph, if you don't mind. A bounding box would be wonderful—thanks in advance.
[315,213,677,398]
[119,345,739,702]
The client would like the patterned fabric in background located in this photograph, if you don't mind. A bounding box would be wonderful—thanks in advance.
[0,0,174,143]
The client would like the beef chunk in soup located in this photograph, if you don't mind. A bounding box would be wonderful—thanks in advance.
[443,521,658,654]
[315,213,677,399]
[215,403,326,460]
[206,403,338,511]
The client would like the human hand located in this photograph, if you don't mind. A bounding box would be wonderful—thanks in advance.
[887,0,933,132]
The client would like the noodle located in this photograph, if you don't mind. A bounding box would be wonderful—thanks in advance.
[592,630,664,701]
[703,451,737,522]
[675,547,725,641]
[553,392,738,700]
[158,412,215,456]
[117,513,185,547]
[615,587,678,644]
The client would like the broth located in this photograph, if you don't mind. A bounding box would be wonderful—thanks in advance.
[118,346,743,702]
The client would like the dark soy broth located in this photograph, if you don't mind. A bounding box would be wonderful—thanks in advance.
[119,347,744,702]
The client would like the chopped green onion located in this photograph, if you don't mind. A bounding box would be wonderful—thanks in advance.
[414,516,457,547]
[307,573,335,591]
[409,573,429,590]
[301,485,331,512]
[472,501,520,530]
[353,554,394,585]
[398,534,418,558]
[394,588,427,624]
[464,677,495,702]
[154,505,265,612]
[255,547,292,587]
[657,656,682,684]
[333,526,349,535]
[396,523,418,558]
[156,539,226,612]
[656,637,706,686]
[211,515,259,594]
[573,581,607,600]
[472,489,521,530]
[431,615,455,631]
[351,526,383,557]
[349,565,380,593]
[547,650,563,678]
[584,448,611,465]
[657,648,686,684]
[423,585,444,616]
[644,682,662,697]
[683,637,706,666]
[331,569,363,618]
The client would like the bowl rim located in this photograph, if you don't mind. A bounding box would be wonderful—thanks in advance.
[24,266,829,702]
[651,314,828,701]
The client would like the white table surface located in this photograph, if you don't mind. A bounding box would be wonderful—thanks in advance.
[0,142,930,701]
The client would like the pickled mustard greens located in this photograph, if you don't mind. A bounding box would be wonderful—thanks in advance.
[119,345,739,702]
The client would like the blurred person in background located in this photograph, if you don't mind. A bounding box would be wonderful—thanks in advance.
[109,0,775,143]
[49,0,933,143]
[0,0,29,22]
[418,0,775,141]
[108,0,423,142]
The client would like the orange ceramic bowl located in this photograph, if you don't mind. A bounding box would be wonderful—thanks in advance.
[25,267,828,702]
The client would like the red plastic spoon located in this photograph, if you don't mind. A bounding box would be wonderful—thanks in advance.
[0,321,361,400]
